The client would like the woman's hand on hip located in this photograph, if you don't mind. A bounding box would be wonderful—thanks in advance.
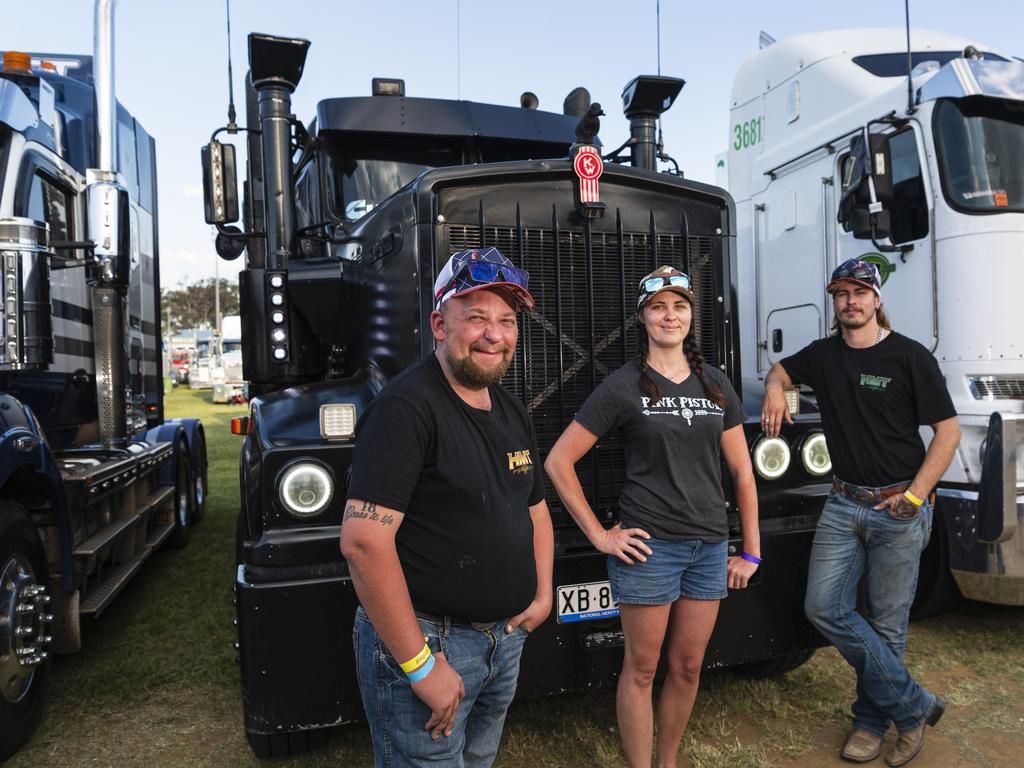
[594,524,652,564]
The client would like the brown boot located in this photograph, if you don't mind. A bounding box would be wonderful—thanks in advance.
[841,729,882,763]
[885,697,946,767]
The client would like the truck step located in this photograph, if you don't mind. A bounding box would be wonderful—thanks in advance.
[79,554,147,617]
[73,486,175,556]
[146,519,177,549]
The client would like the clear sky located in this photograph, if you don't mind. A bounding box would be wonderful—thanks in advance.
[4,1,1022,287]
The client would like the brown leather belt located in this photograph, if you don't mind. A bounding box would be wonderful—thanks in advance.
[831,478,935,505]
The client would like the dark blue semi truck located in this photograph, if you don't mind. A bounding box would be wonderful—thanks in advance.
[202,31,898,759]
[0,4,206,758]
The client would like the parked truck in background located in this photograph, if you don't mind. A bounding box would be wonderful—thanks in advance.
[728,28,1024,608]
[0,2,207,757]
[212,314,244,403]
[202,32,836,758]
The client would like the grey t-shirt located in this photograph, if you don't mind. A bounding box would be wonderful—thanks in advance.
[574,361,744,542]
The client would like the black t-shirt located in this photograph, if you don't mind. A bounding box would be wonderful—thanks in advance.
[574,362,744,542]
[780,332,956,487]
[347,353,545,622]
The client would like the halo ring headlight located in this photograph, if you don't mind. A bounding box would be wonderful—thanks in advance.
[800,432,832,477]
[752,435,791,480]
[278,462,333,518]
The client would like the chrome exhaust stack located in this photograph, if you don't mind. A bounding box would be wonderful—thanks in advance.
[88,0,130,449]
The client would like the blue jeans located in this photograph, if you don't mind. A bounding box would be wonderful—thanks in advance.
[353,607,528,768]
[804,490,936,736]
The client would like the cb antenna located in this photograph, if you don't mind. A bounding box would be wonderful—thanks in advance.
[225,0,238,132]
[904,0,915,115]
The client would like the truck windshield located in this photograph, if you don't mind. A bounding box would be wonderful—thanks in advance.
[934,97,1024,213]
[324,137,462,222]
[222,341,242,354]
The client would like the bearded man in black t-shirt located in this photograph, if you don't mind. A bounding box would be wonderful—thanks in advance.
[340,247,553,768]
[761,258,960,768]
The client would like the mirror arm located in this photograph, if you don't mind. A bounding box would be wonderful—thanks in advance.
[215,222,265,240]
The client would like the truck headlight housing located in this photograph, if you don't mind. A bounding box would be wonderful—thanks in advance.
[278,462,333,518]
[800,432,831,477]
[752,436,791,480]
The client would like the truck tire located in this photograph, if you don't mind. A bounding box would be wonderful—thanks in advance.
[732,648,817,679]
[0,503,51,760]
[191,429,208,524]
[166,442,194,549]
[246,727,325,759]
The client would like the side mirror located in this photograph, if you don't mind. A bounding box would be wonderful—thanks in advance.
[201,140,239,224]
[215,225,246,261]
[838,131,893,240]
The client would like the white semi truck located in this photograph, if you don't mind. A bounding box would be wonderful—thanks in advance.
[728,28,1023,606]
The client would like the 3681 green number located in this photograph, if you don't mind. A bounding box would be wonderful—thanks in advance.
[732,117,763,151]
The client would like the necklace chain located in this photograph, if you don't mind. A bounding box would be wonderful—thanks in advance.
[875,327,885,345]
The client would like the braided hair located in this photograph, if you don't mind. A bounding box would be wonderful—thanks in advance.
[635,320,726,409]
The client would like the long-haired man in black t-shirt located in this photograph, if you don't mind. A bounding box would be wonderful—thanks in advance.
[341,247,554,768]
[761,258,960,767]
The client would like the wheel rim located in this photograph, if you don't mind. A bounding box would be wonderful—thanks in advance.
[0,553,52,704]
[177,475,190,528]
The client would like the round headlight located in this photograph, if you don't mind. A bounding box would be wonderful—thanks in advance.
[278,462,333,518]
[753,436,791,480]
[800,432,832,477]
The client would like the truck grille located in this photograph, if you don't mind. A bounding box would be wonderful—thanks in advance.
[446,219,722,524]
[970,377,1024,401]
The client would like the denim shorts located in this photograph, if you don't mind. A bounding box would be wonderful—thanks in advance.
[608,536,728,605]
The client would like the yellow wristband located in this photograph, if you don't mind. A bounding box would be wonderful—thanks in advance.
[903,490,924,507]
[400,640,432,673]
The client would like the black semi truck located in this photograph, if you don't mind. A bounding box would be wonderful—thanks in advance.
[204,32,836,758]
[0,3,207,758]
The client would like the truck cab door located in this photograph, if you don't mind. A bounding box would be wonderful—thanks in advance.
[834,125,935,347]
[751,154,831,373]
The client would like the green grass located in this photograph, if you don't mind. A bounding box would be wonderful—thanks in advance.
[8,387,1024,767]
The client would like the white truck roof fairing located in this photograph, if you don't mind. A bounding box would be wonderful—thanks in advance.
[728,28,1013,202]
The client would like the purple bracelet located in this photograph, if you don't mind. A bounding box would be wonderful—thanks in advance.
[741,552,762,565]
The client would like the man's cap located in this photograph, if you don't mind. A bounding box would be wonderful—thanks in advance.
[827,258,882,296]
[637,265,695,310]
[433,247,535,312]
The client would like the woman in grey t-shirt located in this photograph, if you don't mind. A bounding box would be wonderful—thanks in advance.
[545,265,760,767]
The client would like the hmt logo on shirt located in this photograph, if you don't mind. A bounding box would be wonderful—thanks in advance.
[859,373,892,391]
[507,449,534,475]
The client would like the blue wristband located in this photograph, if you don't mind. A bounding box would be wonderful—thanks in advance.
[741,552,762,565]
[406,652,435,683]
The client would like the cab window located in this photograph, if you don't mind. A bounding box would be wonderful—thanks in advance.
[26,172,72,243]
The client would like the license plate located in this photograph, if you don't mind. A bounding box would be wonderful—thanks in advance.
[556,580,619,623]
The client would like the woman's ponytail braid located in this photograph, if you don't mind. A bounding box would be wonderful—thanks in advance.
[683,333,726,408]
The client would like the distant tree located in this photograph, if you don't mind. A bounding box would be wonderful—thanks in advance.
[162,277,239,335]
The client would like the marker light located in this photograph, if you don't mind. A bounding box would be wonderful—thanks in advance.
[271,328,286,343]
[800,432,832,477]
[320,404,357,440]
[270,292,284,306]
[271,310,285,324]
[272,347,286,360]
[278,462,333,518]
[752,436,791,480]
[270,274,284,288]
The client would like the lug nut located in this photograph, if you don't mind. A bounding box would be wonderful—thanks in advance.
[15,626,32,637]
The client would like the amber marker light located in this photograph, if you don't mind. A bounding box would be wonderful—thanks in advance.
[230,416,250,435]
[3,51,32,73]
